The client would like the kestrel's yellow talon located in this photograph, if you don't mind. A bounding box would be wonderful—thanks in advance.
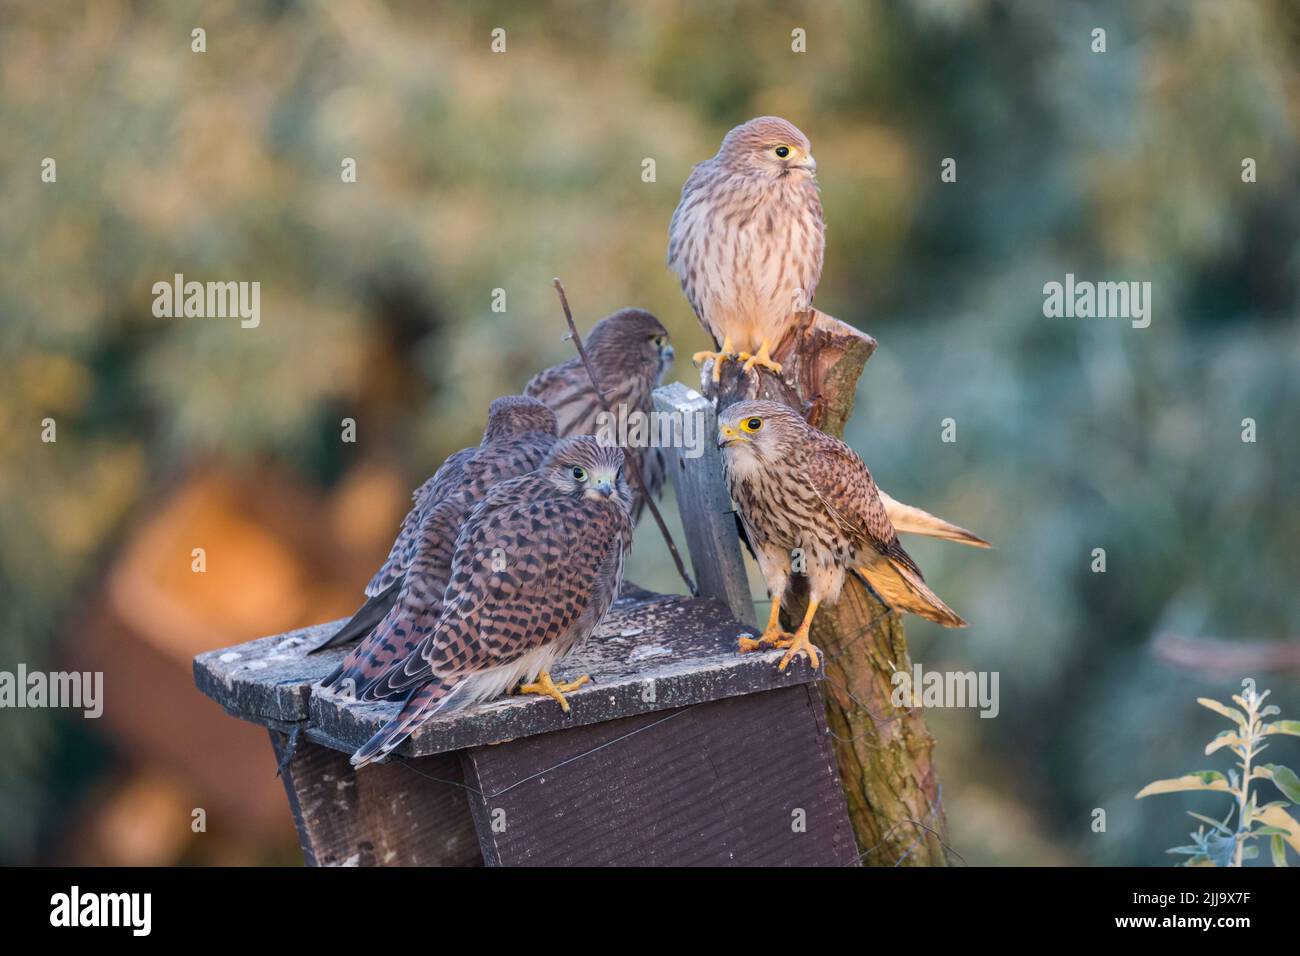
[777,598,823,671]
[517,671,590,713]
[740,339,782,376]
[777,629,821,671]
[739,600,792,653]
[692,350,727,382]
[738,630,794,653]
[693,336,736,383]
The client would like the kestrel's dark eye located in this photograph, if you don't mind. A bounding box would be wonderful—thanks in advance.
[741,417,763,433]
[572,466,587,482]
[774,145,790,159]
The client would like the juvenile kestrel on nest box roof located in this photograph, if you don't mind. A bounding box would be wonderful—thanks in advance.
[310,396,558,698]
[350,437,634,767]
[525,307,673,523]
[668,116,824,382]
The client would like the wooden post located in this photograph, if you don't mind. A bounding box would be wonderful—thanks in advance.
[703,309,951,867]
[652,382,755,627]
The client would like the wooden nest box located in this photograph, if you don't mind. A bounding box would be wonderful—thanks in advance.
[196,377,861,866]
[196,312,949,867]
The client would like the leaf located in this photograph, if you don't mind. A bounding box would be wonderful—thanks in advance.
[1205,734,1248,756]
[1136,772,1231,798]
[1249,825,1293,837]
[1263,720,1300,738]
[1255,805,1300,856]
[1186,810,1233,835]
[1208,833,1238,867]
[1272,835,1289,867]
[1198,697,1247,729]
[1262,764,1300,803]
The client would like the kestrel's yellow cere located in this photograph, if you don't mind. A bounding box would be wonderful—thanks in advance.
[350,437,634,768]
[718,401,966,671]
[668,116,824,381]
[525,308,674,523]
[310,396,559,679]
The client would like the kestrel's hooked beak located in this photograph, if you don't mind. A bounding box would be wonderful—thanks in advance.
[589,472,616,498]
[797,153,817,173]
[718,423,748,449]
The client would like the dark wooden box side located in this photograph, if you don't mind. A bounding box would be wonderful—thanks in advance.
[271,731,480,867]
[460,683,858,866]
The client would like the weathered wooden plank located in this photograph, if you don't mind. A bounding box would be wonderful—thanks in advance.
[310,594,812,757]
[460,683,857,866]
[196,591,817,760]
[193,583,663,727]
[194,627,327,723]
[651,382,756,627]
[270,731,481,866]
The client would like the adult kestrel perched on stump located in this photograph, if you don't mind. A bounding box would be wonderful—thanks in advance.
[718,400,965,671]
[350,437,634,767]
[668,116,823,382]
[311,396,558,698]
[525,307,674,523]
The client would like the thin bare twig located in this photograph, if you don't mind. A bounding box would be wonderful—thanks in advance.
[1152,632,1300,675]
[552,278,698,596]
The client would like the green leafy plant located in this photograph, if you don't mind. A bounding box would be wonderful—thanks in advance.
[1137,686,1300,866]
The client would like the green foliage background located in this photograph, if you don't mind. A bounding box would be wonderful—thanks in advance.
[1,0,1298,864]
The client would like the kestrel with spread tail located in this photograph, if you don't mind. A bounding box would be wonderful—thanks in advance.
[350,437,634,767]
[311,396,558,697]
[525,307,673,523]
[668,116,823,381]
[718,401,966,670]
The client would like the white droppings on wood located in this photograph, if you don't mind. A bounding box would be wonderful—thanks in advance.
[219,652,241,662]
